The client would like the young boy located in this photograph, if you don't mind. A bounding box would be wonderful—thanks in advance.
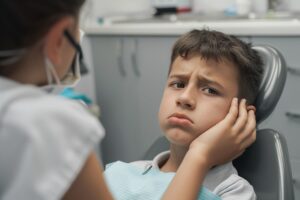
[104,29,263,199]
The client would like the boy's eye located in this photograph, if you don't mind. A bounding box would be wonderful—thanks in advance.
[170,81,185,89]
[203,87,219,95]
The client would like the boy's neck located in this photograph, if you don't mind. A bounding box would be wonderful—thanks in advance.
[160,144,189,172]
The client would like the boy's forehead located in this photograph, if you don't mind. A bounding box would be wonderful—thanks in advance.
[170,56,238,75]
[169,55,240,89]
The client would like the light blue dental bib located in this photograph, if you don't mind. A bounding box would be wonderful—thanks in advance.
[104,161,221,200]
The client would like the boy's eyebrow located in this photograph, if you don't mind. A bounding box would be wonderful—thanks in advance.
[169,74,189,80]
[198,76,225,90]
[169,74,225,90]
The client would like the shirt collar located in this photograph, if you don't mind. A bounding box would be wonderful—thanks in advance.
[142,151,171,175]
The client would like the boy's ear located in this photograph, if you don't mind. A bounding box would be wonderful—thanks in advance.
[43,16,75,66]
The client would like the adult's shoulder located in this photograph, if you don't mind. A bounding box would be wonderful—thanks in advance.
[1,86,105,145]
[6,89,100,128]
[8,91,91,120]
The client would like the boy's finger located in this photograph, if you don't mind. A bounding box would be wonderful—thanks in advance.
[242,110,256,139]
[237,110,256,142]
[241,129,256,150]
[247,105,256,112]
[233,99,248,132]
[232,149,245,160]
[224,98,239,125]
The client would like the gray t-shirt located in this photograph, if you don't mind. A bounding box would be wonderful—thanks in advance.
[132,151,256,200]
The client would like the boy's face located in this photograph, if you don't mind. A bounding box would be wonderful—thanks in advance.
[158,55,239,146]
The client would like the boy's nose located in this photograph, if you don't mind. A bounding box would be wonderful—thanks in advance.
[176,89,196,110]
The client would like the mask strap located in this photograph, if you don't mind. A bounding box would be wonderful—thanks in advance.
[0,49,26,66]
[45,57,61,85]
[0,49,26,57]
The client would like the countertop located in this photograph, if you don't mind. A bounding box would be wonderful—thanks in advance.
[84,17,300,36]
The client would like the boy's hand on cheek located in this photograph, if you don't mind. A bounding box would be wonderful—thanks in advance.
[188,98,256,169]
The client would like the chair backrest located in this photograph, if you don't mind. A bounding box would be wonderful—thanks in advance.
[143,45,294,200]
[253,45,287,124]
[143,137,169,161]
[233,129,294,200]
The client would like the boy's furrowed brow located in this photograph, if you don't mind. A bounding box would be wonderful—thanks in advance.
[168,74,189,80]
[198,75,225,90]
[168,73,225,90]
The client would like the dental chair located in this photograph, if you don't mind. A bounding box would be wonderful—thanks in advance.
[143,45,294,200]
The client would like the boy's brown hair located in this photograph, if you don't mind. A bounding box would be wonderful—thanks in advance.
[170,29,263,104]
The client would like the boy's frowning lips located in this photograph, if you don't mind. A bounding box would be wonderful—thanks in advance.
[168,113,194,125]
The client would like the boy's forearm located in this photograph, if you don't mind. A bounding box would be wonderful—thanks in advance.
[162,150,211,200]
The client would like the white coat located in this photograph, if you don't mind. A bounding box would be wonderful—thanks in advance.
[0,77,105,200]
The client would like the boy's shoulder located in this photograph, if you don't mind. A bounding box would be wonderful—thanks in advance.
[213,173,256,199]
[204,162,238,190]
[206,163,255,199]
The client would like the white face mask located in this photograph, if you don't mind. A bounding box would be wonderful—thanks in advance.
[42,29,86,93]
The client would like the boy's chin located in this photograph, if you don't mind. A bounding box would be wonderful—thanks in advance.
[164,130,197,147]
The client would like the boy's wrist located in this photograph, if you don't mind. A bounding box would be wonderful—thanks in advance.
[185,147,212,171]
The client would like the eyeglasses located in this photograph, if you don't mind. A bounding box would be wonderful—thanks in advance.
[63,30,88,75]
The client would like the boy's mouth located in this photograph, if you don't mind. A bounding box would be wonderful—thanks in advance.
[168,113,194,126]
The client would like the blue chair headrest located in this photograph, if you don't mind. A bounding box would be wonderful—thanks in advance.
[253,45,287,124]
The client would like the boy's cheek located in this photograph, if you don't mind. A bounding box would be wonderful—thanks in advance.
[159,94,172,113]
[158,99,169,124]
[192,119,221,138]
[194,107,228,134]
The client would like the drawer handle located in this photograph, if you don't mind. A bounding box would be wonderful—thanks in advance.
[117,39,126,76]
[131,39,140,77]
[131,53,140,77]
[286,111,300,119]
[118,55,126,76]
[287,66,300,76]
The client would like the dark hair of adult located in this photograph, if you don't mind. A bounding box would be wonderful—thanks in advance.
[170,29,264,104]
[0,0,85,51]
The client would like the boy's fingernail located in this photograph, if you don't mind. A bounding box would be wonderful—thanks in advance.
[247,105,256,111]
[252,108,256,113]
